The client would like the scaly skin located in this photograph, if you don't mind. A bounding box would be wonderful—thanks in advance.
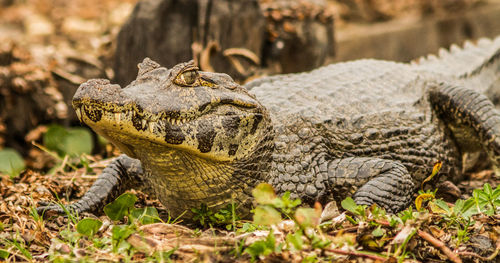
[39,37,500,218]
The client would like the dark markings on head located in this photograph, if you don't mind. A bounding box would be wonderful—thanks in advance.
[250,114,263,135]
[84,107,102,122]
[222,115,241,138]
[196,119,216,153]
[132,113,146,131]
[198,103,209,113]
[165,122,185,144]
[228,144,239,156]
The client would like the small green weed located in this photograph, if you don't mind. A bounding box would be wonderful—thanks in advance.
[246,183,331,260]
[76,218,103,237]
[191,202,240,230]
[1,231,32,261]
[244,229,282,262]
[472,183,500,215]
[103,192,161,224]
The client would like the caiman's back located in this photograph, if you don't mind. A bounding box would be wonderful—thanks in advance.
[248,60,423,121]
[248,37,500,122]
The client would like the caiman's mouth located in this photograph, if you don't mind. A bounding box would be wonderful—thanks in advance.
[73,98,258,127]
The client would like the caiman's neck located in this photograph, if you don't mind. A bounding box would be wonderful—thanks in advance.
[130,138,272,217]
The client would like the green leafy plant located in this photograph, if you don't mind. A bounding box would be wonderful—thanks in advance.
[433,198,477,221]
[472,183,500,216]
[43,124,93,157]
[111,224,136,253]
[104,193,161,225]
[129,207,161,225]
[104,193,138,221]
[285,230,304,251]
[2,231,32,261]
[0,249,9,259]
[394,206,418,225]
[244,229,282,262]
[59,228,80,245]
[76,218,103,237]
[341,197,367,223]
[0,148,25,178]
[191,203,215,227]
[249,183,331,258]
[191,203,240,229]
[251,183,302,225]
[253,205,282,226]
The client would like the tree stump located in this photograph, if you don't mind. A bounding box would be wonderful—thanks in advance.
[113,0,335,85]
[114,0,265,86]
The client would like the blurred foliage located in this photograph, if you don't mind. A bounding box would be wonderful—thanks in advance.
[0,148,25,178]
[43,124,93,157]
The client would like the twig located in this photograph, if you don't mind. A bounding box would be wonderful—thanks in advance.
[31,141,79,171]
[223,48,260,76]
[375,220,391,227]
[51,67,86,85]
[328,226,358,235]
[417,230,462,263]
[199,40,220,72]
[223,48,260,65]
[324,248,387,261]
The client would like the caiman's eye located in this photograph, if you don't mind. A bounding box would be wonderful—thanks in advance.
[174,69,199,86]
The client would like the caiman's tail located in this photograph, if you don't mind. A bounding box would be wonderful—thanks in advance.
[412,35,500,95]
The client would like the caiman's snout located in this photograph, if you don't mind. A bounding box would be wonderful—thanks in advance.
[73,79,128,108]
[72,79,135,123]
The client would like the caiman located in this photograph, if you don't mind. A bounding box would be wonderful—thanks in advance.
[39,37,500,218]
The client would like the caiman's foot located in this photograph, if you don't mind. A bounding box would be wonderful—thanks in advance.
[429,84,500,176]
[327,157,415,213]
[37,155,144,216]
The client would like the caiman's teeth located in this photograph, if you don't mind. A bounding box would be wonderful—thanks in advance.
[450,44,460,53]
[75,108,82,120]
[427,54,438,61]
[141,119,147,129]
[438,48,448,58]
[176,119,181,125]
[114,113,121,122]
[149,122,156,133]
[464,40,474,48]
[157,120,164,130]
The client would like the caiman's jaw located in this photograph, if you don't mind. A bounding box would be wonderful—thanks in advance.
[72,59,269,162]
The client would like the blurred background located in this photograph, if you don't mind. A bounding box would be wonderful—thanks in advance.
[1,0,500,173]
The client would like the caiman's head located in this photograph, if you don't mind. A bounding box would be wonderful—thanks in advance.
[73,58,270,162]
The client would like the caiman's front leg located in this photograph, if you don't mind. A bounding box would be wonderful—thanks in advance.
[428,84,500,172]
[327,157,415,213]
[37,155,144,215]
